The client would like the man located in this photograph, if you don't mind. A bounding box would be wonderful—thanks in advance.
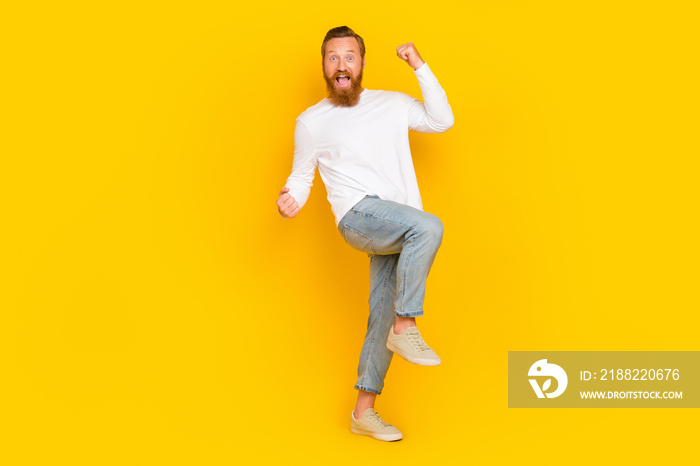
[276,26,454,441]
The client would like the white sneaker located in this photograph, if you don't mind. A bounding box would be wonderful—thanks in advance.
[350,408,403,442]
[386,325,441,366]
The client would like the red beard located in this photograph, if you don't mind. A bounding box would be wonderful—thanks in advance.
[324,69,364,107]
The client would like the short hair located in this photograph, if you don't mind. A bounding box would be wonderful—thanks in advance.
[321,26,366,60]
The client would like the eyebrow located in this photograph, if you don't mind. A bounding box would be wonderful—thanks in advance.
[326,49,357,53]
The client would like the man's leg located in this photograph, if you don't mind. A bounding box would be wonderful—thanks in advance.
[350,252,403,441]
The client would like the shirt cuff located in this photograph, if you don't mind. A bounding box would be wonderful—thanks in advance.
[414,61,431,75]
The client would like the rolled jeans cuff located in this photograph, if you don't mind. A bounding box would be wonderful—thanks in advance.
[395,309,424,317]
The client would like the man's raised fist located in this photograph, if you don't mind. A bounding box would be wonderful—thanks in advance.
[396,42,425,71]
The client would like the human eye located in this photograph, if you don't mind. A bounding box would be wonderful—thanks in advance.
[330,56,337,61]
[348,56,354,61]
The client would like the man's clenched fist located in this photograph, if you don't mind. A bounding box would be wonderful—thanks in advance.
[277,187,300,218]
[396,42,425,71]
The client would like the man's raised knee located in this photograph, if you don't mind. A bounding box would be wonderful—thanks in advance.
[429,214,444,243]
[418,214,443,247]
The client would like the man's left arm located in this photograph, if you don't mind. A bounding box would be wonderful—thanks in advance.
[397,42,454,133]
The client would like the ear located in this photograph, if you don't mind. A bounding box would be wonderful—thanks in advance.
[362,58,366,70]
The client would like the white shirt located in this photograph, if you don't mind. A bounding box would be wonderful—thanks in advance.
[285,62,454,226]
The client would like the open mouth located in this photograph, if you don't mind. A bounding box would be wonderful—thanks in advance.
[335,75,350,87]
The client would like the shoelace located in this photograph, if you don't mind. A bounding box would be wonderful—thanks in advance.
[366,411,390,428]
[407,332,430,352]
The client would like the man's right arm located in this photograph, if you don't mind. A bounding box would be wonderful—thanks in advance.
[276,118,317,219]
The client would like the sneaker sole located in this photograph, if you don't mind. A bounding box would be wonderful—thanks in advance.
[386,341,441,366]
[351,426,403,442]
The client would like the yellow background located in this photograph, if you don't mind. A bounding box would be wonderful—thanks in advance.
[2,1,698,464]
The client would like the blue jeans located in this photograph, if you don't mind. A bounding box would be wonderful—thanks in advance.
[337,195,443,395]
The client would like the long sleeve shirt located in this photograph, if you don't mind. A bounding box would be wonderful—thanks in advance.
[284,62,454,226]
